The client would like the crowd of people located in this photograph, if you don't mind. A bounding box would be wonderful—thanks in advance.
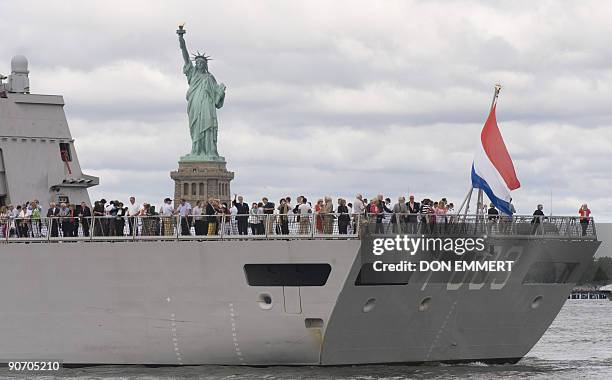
[0,194,593,238]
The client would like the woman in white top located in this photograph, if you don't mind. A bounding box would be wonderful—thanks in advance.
[435,200,447,234]
[230,203,238,235]
[257,202,266,235]
[192,201,204,236]
[18,206,29,237]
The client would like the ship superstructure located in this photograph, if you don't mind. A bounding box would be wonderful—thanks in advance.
[0,55,97,208]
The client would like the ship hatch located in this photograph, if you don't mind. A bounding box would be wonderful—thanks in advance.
[243,264,331,286]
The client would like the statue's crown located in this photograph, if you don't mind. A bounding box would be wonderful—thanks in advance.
[191,51,212,62]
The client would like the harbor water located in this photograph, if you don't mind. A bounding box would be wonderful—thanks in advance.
[1,300,610,379]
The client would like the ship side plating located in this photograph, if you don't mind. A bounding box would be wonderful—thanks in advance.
[0,236,600,365]
[320,237,600,365]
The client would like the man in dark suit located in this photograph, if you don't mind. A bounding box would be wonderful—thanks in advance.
[233,195,249,235]
[487,203,499,221]
[406,195,421,234]
[531,204,546,234]
[79,201,92,237]
[46,202,60,237]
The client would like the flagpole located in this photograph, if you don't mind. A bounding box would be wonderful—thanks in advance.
[490,83,501,112]
[476,84,501,219]
[458,186,473,216]
[459,84,503,217]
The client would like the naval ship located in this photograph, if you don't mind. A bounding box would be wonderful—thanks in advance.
[0,55,601,366]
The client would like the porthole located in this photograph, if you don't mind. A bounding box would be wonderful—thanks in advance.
[531,295,543,309]
[363,298,376,313]
[419,297,432,312]
[257,293,273,310]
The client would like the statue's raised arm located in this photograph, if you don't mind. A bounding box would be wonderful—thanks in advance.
[177,25,191,67]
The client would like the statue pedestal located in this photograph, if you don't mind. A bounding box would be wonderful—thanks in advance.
[170,160,234,206]
[180,153,226,162]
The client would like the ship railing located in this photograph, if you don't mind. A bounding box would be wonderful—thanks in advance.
[0,214,597,242]
[359,213,596,239]
[0,213,360,242]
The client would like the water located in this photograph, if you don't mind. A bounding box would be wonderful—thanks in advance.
[2,300,610,379]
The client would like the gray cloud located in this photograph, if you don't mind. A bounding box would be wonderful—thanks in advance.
[2,0,612,220]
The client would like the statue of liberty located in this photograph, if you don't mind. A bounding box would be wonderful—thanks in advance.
[177,25,226,161]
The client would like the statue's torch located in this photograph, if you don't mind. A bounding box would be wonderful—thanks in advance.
[177,22,186,36]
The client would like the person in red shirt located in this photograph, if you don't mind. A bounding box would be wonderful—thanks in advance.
[367,199,383,234]
[579,204,591,236]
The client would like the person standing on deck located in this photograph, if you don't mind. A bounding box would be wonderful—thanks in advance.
[30,201,41,238]
[230,201,238,235]
[127,196,140,236]
[47,202,60,237]
[249,202,260,235]
[176,198,192,236]
[262,198,275,235]
[322,196,334,234]
[353,194,366,233]
[531,204,545,234]
[337,198,351,235]
[298,197,312,235]
[406,195,420,234]
[392,196,408,233]
[79,202,91,237]
[314,199,324,234]
[159,198,175,236]
[277,198,290,235]
[579,204,591,236]
[233,195,249,235]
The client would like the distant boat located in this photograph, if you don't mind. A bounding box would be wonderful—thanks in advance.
[599,284,612,300]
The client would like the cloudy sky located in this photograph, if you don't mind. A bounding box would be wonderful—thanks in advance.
[3,0,612,220]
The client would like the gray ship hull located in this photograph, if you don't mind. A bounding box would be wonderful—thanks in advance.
[0,237,599,365]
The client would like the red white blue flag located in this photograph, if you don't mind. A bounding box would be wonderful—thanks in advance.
[471,104,521,215]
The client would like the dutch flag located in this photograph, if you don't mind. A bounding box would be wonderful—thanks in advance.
[471,104,521,215]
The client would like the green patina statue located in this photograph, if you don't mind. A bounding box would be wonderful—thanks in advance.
[177,25,227,162]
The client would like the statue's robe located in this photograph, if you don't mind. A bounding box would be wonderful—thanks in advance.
[183,62,225,158]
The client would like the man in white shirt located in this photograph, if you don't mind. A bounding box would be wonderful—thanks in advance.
[125,196,140,236]
[298,196,312,234]
[104,200,116,216]
[353,193,366,233]
[353,194,365,214]
[127,197,140,217]
[175,198,192,236]
[104,201,119,237]
[159,198,175,236]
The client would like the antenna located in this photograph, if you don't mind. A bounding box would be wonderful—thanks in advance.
[550,189,553,216]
